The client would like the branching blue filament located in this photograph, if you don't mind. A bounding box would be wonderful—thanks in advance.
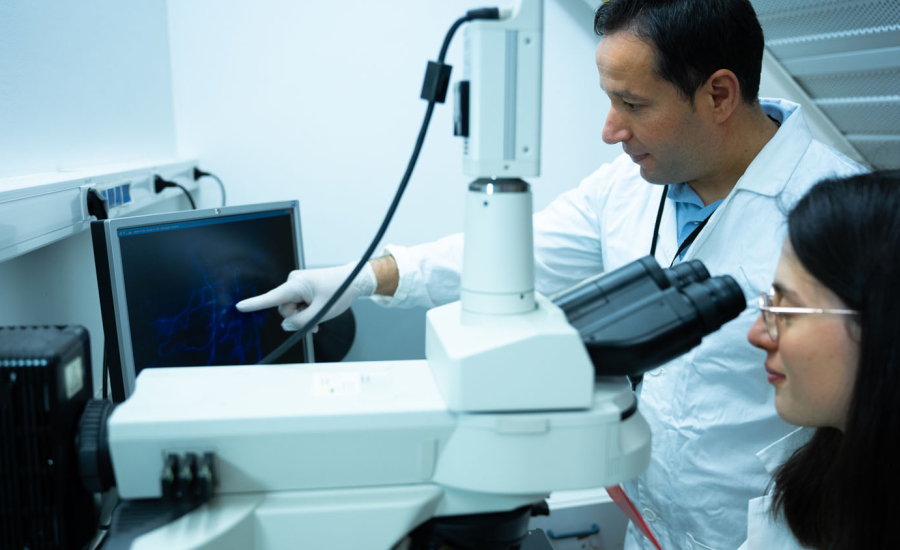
[151,267,266,366]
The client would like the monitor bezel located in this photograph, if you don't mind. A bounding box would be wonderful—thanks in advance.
[96,200,314,400]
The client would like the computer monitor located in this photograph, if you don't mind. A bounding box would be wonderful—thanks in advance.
[92,201,314,402]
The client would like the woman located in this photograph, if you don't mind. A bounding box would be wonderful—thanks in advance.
[743,170,900,549]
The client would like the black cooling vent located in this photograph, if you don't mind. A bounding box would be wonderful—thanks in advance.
[0,326,96,550]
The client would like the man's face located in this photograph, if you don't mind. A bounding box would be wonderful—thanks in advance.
[595,32,715,185]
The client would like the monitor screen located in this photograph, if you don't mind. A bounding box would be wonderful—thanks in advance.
[92,201,313,402]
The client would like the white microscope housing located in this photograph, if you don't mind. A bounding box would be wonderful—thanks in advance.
[108,364,649,549]
[105,1,653,548]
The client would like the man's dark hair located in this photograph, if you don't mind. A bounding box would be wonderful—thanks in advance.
[594,0,764,104]
[770,171,900,549]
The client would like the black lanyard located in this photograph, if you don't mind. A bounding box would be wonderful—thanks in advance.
[649,186,713,268]
[632,185,713,390]
[647,116,780,266]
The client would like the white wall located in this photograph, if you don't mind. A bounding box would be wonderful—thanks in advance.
[0,0,176,178]
[0,0,616,384]
[166,0,619,267]
[0,0,179,392]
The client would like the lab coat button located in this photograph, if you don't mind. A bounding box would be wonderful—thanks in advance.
[641,507,657,522]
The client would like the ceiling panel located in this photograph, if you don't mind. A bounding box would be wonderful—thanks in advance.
[754,0,900,170]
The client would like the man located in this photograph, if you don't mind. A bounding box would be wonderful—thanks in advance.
[238,0,864,548]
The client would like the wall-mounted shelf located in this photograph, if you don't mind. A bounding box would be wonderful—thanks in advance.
[0,159,198,264]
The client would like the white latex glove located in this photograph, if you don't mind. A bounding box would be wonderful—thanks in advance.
[236,262,377,331]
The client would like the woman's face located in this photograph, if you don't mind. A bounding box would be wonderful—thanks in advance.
[747,240,860,431]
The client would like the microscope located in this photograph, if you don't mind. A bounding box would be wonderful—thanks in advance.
[100,2,743,548]
[1,2,745,549]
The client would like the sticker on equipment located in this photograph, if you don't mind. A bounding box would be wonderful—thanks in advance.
[64,357,84,399]
[312,372,361,396]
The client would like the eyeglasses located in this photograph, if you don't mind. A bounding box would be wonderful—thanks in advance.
[757,287,858,341]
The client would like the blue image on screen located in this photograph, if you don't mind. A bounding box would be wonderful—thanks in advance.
[118,210,306,372]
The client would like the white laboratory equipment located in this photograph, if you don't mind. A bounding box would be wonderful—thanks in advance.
[3,2,744,549]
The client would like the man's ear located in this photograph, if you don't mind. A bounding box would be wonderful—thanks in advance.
[699,69,740,124]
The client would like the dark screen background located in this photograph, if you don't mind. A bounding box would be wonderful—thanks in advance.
[118,210,307,373]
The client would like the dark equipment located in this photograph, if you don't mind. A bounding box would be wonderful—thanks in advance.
[0,325,218,550]
[553,255,746,376]
[0,326,97,550]
[408,503,544,550]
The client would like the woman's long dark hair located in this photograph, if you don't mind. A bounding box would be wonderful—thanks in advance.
[772,171,900,549]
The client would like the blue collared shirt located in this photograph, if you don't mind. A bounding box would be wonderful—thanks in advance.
[667,183,723,259]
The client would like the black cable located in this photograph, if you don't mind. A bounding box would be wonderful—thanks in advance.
[172,183,197,209]
[194,167,227,207]
[154,175,197,210]
[258,8,500,365]
[102,343,108,400]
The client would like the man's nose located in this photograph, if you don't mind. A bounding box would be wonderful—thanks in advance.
[602,109,631,145]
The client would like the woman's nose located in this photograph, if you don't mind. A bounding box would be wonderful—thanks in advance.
[747,314,777,351]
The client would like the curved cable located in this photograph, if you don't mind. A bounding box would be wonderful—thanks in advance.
[205,173,226,207]
[172,183,197,210]
[193,168,227,207]
[259,11,491,365]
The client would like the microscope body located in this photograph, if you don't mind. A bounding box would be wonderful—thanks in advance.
[0,0,755,547]
[107,1,660,547]
[109,363,648,549]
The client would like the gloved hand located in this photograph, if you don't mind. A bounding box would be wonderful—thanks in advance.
[236,261,378,331]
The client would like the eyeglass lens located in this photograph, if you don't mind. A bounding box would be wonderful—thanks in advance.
[759,291,778,341]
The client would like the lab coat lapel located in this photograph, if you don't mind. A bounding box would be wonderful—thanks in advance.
[682,102,812,263]
[743,428,813,550]
[745,495,800,550]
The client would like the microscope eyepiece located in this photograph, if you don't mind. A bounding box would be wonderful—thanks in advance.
[665,260,710,289]
[554,256,746,376]
[680,275,746,334]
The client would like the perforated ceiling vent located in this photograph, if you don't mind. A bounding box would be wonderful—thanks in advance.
[754,0,900,170]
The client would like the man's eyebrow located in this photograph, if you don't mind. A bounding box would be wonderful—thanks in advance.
[604,88,649,103]
[772,282,803,305]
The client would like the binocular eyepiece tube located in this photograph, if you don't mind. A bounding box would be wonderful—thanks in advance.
[553,256,746,377]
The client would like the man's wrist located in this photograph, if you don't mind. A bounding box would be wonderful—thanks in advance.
[369,255,399,297]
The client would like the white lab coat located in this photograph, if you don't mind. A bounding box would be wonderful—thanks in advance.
[374,99,864,550]
[737,428,813,550]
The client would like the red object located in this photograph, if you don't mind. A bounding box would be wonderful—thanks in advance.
[606,485,664,550]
